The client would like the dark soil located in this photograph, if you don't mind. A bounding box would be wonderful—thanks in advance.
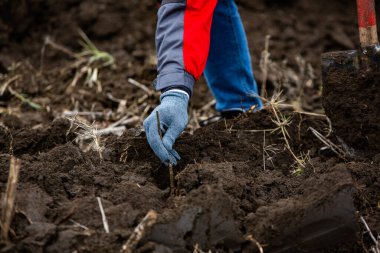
[322,49,380,154]
[1,0,380,252]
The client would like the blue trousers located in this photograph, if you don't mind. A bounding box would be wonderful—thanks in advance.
[205,0,262,111]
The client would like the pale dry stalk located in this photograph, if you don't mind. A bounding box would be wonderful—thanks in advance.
[128,78,154,96]
[96,197,109,233]
[360,216,380,253]
[120,210,158,253]
[263,132,266,171]
[0,75,21,96]
[1,157,21,242]
[246,235,264,253]
[308,127,346,160]
[260,35,271,99]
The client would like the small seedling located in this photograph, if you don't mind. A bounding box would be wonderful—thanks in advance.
[156,111,175,194]
[77,30,114,67]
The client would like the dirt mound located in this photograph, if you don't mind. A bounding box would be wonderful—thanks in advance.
[322,50,380,154]
[1,111,379,252]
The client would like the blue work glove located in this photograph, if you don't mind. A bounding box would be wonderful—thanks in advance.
[143,90,189,166]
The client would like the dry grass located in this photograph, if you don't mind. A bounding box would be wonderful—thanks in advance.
[360,216,380,253]
[263,92,310,174]
[308,126,346,160]
[66,115,104,159]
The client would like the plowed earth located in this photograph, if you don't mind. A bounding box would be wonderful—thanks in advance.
[0,0,379,252]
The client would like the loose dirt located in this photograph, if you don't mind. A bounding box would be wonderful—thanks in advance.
[322,49,380,154]
[1,0,380,252]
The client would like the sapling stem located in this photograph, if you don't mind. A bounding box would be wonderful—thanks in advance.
[156,111,162,140]
[155,111,175,194]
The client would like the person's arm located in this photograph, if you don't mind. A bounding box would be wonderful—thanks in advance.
[144,0,217,165]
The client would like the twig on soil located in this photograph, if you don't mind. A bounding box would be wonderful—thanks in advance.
[263,132,266,171]
[260,35,271,99]
[8,87,42,110]
[96,197,110,233]
[43,36,79,59]
[140,105,152,122]
[199,99,216,112]
[63,110,112,120]
[41,36,79,71]
[120,210,158,253]
[308,127,346,160]
[108,115,140,129]
[0,75,21,96]
[227,129,277,133]
[360,216,380,253]
[96,126,125,137]
[128,78,154,95]
[70,219,90,231]
[246,235,264,253]
[1,157,21,243]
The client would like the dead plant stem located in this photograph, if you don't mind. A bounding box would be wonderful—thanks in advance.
[96,197,109,233]
[260,35,271,99]
[1,157,21,242]
[120,210,158,253]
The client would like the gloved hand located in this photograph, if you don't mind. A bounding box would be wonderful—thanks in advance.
[143,90,189,166]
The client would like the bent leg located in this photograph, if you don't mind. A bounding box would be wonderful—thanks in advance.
[204,0,262,111]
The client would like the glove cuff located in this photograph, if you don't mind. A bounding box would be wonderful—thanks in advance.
[160,89,190,103]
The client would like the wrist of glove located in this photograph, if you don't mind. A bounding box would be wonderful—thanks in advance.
[143,90,189,166]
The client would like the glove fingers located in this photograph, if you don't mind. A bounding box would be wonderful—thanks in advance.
[162,123,184,162]
[169,149,181,161]
[144,116,178,166]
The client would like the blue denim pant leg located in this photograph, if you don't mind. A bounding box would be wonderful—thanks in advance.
[204,0,262,112]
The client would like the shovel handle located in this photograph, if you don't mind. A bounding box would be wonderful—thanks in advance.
[357,0,379,47]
